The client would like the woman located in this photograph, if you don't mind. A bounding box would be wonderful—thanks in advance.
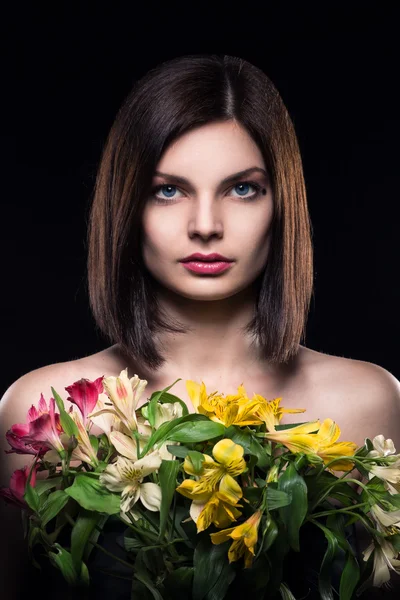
[1,53,399,597]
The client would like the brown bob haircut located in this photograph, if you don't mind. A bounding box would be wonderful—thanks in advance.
[87,53,314,371]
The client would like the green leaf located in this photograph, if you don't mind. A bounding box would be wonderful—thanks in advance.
[27,525,42,552]
[64,473,120,514]
[156,391,189,416]
[89,434,99,454]
[266,488,292,510]
[166,444,190,459]
[362,476,400,511]
[148,379,182,404]
[339,550,360,600]
[84,514,109,562]
[52,387,80,438]
[267,522,291,595]
[306,470,360,508]
[278,462,308,551]
[133,550,165,600]
[164,567,194,600]
[168,421,225,443]
[24,487,40,513]
[261,515,279,552]
[275,422,315,431]
[243,486,263,504]
[39,489,69,526]
[34,476,63,496]
[205,556,236,600]
[317,523,339,600]
[389,533,400,552]
[140,414,209,456]
[280,582,297,599]
[224,425,270,469]
[193,534,230,600]
[147,395,159,429]
[124,535,144,552]
[187,450,206,473]
[24,480,40,512]
[158,459,180,539]
[71,509,103,575]
[48,543,81,587]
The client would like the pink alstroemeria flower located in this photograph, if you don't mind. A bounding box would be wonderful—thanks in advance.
[13,395,65,454]
[0,464,38,509]
[6,393,55,456]
[65,376,104,422]
[5,430,47,456]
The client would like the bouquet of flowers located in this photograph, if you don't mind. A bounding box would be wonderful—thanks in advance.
[2,368,400,599]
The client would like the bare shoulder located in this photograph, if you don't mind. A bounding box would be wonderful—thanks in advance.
[297,346,400,448]
[0,346,122,484]
[1,346,119,415]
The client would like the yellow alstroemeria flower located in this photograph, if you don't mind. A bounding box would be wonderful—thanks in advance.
[88,369,148,432]
[181,438,247,496]
[177,471,243,531]
[210,510,263,568]
[254,395,306,433]
[186,381,263,428]
[264,420,321,454]
[313,418,357,472]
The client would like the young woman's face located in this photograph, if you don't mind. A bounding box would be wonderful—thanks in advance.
[142,120,274,302]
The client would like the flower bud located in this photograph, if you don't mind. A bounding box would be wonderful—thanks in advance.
[266,465,279,483]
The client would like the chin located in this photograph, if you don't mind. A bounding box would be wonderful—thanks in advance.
[164,280,255,302]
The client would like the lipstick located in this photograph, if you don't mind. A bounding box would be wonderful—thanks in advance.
[181,261,233,274]
[180,253,234,275]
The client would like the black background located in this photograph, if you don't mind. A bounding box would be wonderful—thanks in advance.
[1,2,400,397]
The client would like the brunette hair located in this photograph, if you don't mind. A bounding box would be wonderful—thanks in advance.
[86,53,314,370]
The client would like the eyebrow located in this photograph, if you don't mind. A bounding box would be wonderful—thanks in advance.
[153,166,268,187]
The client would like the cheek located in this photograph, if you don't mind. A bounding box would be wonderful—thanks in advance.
[230,207,273,260]
[141,210,180,262]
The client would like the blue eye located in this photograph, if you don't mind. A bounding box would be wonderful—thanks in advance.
[150,180,263,205]
[233,183,253,197]
[158,185,179,198]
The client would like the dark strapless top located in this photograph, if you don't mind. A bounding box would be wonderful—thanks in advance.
[25,516,359,600]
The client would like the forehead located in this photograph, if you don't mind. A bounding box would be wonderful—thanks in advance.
[156,120,265,179]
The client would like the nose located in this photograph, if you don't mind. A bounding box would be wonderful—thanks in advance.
[188,197,223,241]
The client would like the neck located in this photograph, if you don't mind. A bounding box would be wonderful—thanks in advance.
[150,285,271,386]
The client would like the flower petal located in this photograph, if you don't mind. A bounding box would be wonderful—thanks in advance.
[185,381,203,410]
[132,451,162,477]
[219,474,243,504]
[139,482,162,512]
[212,439,244,466]
[110,431,139,460]
[317,419,341,446]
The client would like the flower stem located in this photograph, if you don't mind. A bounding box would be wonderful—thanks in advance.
[310,502,369,519]
[61,513,135,570]
[86,540,135,570]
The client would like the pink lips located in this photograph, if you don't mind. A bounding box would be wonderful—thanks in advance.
[180,253,234,275]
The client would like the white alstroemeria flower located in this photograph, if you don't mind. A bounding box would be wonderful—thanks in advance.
[110,429,151,459]
[69,409,99,467]
[100,450,162,514]
[369,465,400,485]
[371,504,400,529]
[88,393,125,440]
[153,402,183,429]
[368,435,398,459]
[363,538,400,587]
[88,369,148,432]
